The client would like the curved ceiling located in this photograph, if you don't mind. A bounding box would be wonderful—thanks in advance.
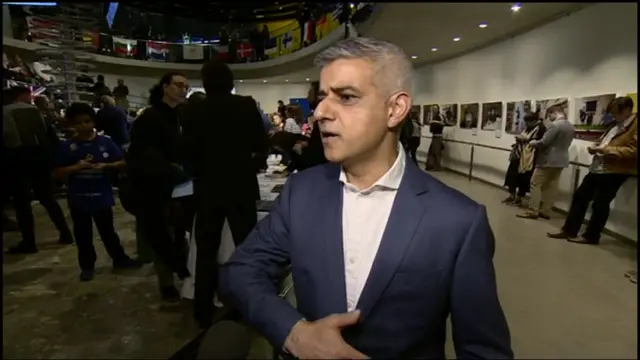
[363,3,590,66]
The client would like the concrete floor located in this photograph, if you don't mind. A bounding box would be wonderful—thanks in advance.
[2,171,637,359]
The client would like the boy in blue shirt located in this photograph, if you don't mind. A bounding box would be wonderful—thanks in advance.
[54,103,141,281]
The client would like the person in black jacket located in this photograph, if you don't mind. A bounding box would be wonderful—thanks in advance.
[126,72,191,300]
[181,60,268,329]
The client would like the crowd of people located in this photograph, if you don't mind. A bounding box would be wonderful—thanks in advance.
[2,35,637,359]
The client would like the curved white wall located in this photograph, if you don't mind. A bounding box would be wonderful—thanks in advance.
[415,3,637,241]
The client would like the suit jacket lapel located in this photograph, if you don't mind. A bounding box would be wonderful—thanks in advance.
[355,162,429,320]
[316,165,348,315]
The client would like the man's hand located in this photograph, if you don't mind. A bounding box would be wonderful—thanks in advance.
[284,311,369,359]
[92,162,109,170]
[589,145,605,154]
[528,140,539,147]
[74,160,93,171]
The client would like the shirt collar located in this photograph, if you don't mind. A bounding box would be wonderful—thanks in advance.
[339,142,406,192]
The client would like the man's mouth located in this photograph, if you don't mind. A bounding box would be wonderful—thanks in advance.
[321,131,339,139]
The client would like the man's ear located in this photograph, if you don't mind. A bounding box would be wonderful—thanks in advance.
[387,92,412,129]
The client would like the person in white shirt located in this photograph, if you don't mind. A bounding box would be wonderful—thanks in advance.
[219,37,512,359]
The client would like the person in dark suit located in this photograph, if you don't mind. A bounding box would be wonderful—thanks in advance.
[126,72,192,300]
[181,60,268,329]
[220,38,512,359]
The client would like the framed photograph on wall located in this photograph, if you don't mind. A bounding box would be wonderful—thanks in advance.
[481,102,503,131]
[573,93,616,141]
[505,100,534,135]
[460,103,479,129]
[536,98,569,122]
[422,104,439,125]
[439,104,458,127]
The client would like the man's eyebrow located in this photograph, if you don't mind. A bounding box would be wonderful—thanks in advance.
[318,86,361,96]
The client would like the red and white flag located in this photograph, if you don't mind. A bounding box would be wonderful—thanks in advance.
[236,43,253,59]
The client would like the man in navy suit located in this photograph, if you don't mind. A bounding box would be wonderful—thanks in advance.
[220,37,513,359]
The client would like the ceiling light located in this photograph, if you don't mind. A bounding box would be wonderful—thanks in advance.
[349,3,355,8]
[285,79,289,82]
[305,78,310,81]
[263,80,267,83]
[239,80,243,83]
[510,3,521,12]
[453,37,461,42]
[431,47,438,52]
[411,55,418,59]
[479,23,488,28]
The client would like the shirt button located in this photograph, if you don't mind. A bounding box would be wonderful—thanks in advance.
[347,300,354,309]
[349,257,355,264]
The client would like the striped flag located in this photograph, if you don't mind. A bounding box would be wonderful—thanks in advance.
[26,16,59,40]
[81,32,99,50]
[112,36,138,57]
[147,41,170,61]
[302,20,313,45]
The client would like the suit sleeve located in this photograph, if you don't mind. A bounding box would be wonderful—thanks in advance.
[451,205,514,359]
[219,176,304,349]
[534,124,559,150]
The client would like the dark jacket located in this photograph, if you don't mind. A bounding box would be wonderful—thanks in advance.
[182,94,268,204]
[126,102,189,205]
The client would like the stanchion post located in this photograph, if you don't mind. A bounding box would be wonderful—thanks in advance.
[468,145,475,181]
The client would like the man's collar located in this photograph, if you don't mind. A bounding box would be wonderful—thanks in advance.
[339,142,406,192]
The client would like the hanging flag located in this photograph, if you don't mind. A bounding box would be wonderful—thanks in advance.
[212,44,230,61]
[81,32,99,50]
[112,36,138,57]
[26,16,59,40]
[147,41,170,61]
[265,37,278,58]
[302,20,313,45]
[183,44,204,60]
[315,15,329,40]
[280,29,300,55]
[236,42,253,59]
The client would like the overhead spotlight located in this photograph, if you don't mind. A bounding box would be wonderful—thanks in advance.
[285,79,289,82]
[239,80,243,83]
[411,55,418,59]
[479,23,488,28]
[453,37,461,42]
[305,78,310,81]
[510,3,521,12]
[431,47,438,52]
[263,80,267,83]
[349,3,355,8]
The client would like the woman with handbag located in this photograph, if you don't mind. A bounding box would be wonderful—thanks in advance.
[503,112,545,205]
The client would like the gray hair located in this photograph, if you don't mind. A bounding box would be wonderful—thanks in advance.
[314,37,414,96]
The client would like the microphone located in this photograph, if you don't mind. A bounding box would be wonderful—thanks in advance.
[197,321,251,360]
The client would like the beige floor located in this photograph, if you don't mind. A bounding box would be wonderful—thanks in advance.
[2,170,637,359]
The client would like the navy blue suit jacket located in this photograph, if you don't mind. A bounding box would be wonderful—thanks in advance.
[220,161,513,359]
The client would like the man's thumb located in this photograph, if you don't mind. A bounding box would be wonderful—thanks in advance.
[331,310,361,327]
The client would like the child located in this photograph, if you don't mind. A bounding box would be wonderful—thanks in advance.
[54,102,140,281]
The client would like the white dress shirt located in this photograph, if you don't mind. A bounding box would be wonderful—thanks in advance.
[340,144,406,311]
